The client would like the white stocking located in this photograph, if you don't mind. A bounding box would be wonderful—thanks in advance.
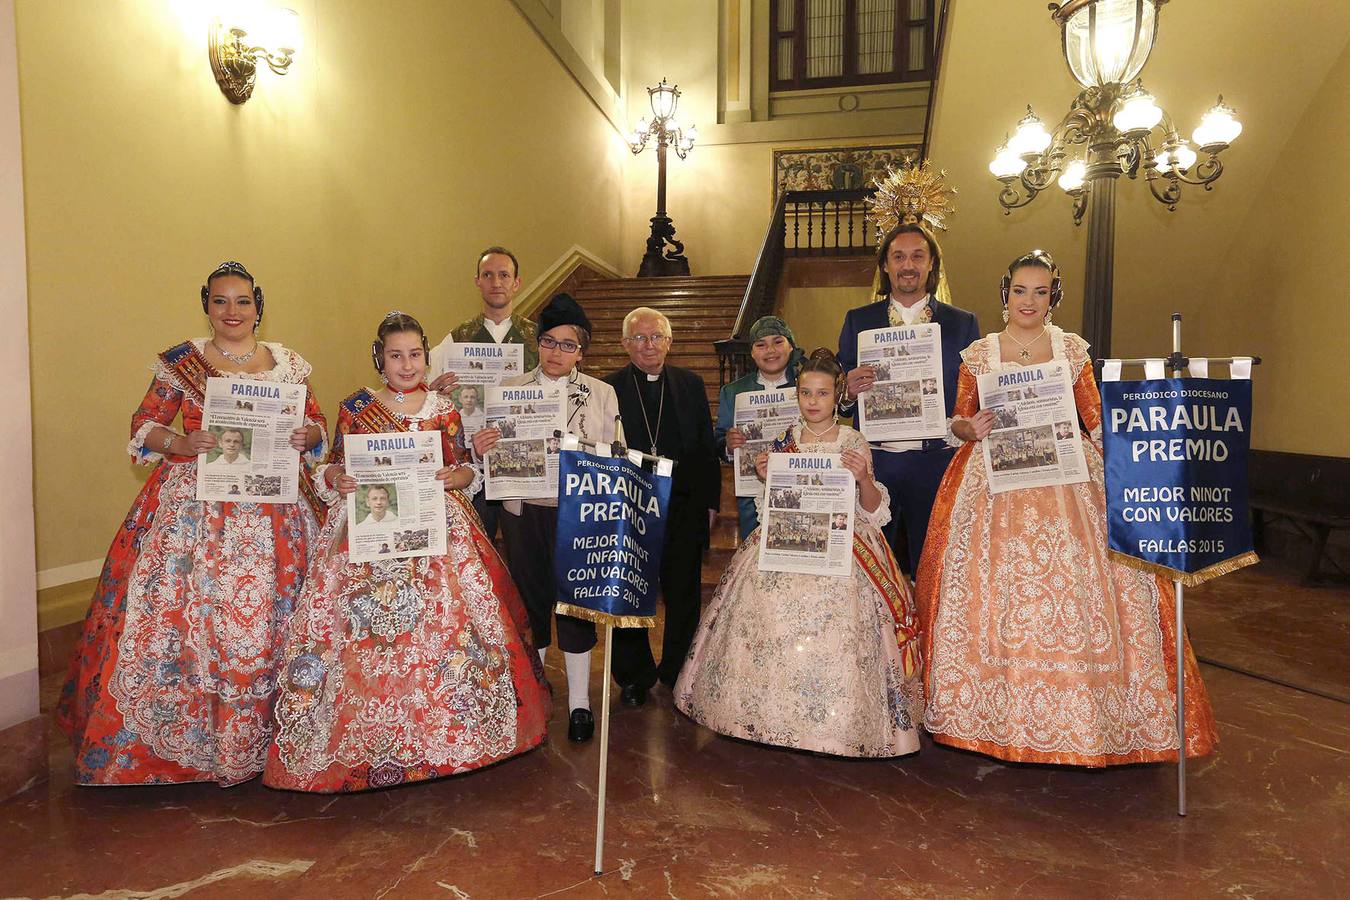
[564,650,592,711]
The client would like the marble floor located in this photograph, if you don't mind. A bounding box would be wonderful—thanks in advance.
[3,559,1346,899]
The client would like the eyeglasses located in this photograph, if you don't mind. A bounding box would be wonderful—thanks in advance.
[539,335,581,353]
[624,333,670,347]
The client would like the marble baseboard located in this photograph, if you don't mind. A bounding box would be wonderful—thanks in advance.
[0,714,46,801]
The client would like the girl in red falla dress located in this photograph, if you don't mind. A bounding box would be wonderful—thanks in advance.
[263,312,549,793]
[58,262,328,786]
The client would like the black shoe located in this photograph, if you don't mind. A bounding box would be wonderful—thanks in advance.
[567,708,595,742]
[620,683,647,708]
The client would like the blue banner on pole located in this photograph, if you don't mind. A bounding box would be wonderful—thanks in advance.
[553,448,673,628]
[1100,377,1258,585]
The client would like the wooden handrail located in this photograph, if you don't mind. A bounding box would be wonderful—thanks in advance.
[715,188,876,386]
[731,190,790,341]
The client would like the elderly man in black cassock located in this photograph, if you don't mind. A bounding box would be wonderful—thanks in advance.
[604,306,721,707]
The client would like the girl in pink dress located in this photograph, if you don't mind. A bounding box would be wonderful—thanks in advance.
[676,350,923,757]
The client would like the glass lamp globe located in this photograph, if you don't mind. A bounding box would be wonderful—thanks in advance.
[1113,89,1163,135]
[1009,108,1053,157]
[1054,0,1161,88]
[990,143,1028,179]
[1058,159,1087,192]
[272,8,302,55]
[1156,139,1197,174]
[1193,96,1242,149]
[649,80,680,120]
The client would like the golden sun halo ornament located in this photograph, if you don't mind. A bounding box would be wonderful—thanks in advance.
[867,159,958,235]
[866,160,958,303]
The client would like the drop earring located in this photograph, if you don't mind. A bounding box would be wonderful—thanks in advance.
[1001,307,1010,324]
[1044,310,1053,325]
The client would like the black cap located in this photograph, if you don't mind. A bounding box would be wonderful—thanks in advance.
[538,292,592,337]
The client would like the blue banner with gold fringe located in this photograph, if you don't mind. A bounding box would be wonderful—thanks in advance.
[1101,377,1258,585]
[553,448,672,628]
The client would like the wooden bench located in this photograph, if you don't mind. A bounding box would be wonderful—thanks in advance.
[1249,450,1350,584]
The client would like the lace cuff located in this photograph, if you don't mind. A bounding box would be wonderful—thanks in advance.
[1089,423,1103,451]
[128,421,170,466]
[858,478,892,528]
[943,415,966,449]
[312,463,342,506]
[458,460,484,499]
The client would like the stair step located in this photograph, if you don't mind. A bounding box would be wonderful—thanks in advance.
[582,303,740,316]
[561,273,753,423]
[580,276,749,287]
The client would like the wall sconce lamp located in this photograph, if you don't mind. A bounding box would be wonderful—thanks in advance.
[209,6,302,104]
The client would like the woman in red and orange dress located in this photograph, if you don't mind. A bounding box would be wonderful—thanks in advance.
[918,250,1217,767]
[263,312,549,793]
[58,262,327,786]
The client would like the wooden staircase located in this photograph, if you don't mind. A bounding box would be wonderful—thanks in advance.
[572,275,748,417]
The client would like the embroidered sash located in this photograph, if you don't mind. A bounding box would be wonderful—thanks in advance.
[161,341,327,523]
[158,341,213,405]
[344,388,407,437]
[771,430,921,677]
[342,390,480,526]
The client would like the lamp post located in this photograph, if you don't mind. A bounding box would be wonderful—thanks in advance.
[989,0,1242,355]
[629,79,698,277]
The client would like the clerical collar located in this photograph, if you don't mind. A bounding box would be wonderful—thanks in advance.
[483,315,513,343]
[635,364,663,382]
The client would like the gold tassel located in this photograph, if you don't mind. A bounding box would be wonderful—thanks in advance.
[554,601,656,629]
[1108,550,1260,586]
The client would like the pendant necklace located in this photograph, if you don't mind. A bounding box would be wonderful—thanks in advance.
[800,417,837,442]
[1003,327,1047,360]
[393,385,423,404]
[212,340,258,365]
[631,370,664,450]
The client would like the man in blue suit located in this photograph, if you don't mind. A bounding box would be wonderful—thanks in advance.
[837,222,980,579]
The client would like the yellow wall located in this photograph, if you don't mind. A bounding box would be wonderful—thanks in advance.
[19,0,624,575]
[1207,37,1350,455]
[780,286,870,355]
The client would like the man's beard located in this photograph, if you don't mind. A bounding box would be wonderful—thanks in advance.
[894,275,925,296]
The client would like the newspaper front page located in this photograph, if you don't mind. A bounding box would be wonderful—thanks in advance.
[976,360,1089,494]
[732,387,798,497]
[196,376,306,503]
[344,431,448,564]
[856,324,947,441]
[439,343,524,438]
[483,383,567,500]
[758,453,855,577]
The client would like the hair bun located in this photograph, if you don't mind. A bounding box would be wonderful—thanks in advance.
[808,347,838,363]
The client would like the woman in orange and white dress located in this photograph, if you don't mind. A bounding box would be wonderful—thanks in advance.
[917,250,1217,767]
